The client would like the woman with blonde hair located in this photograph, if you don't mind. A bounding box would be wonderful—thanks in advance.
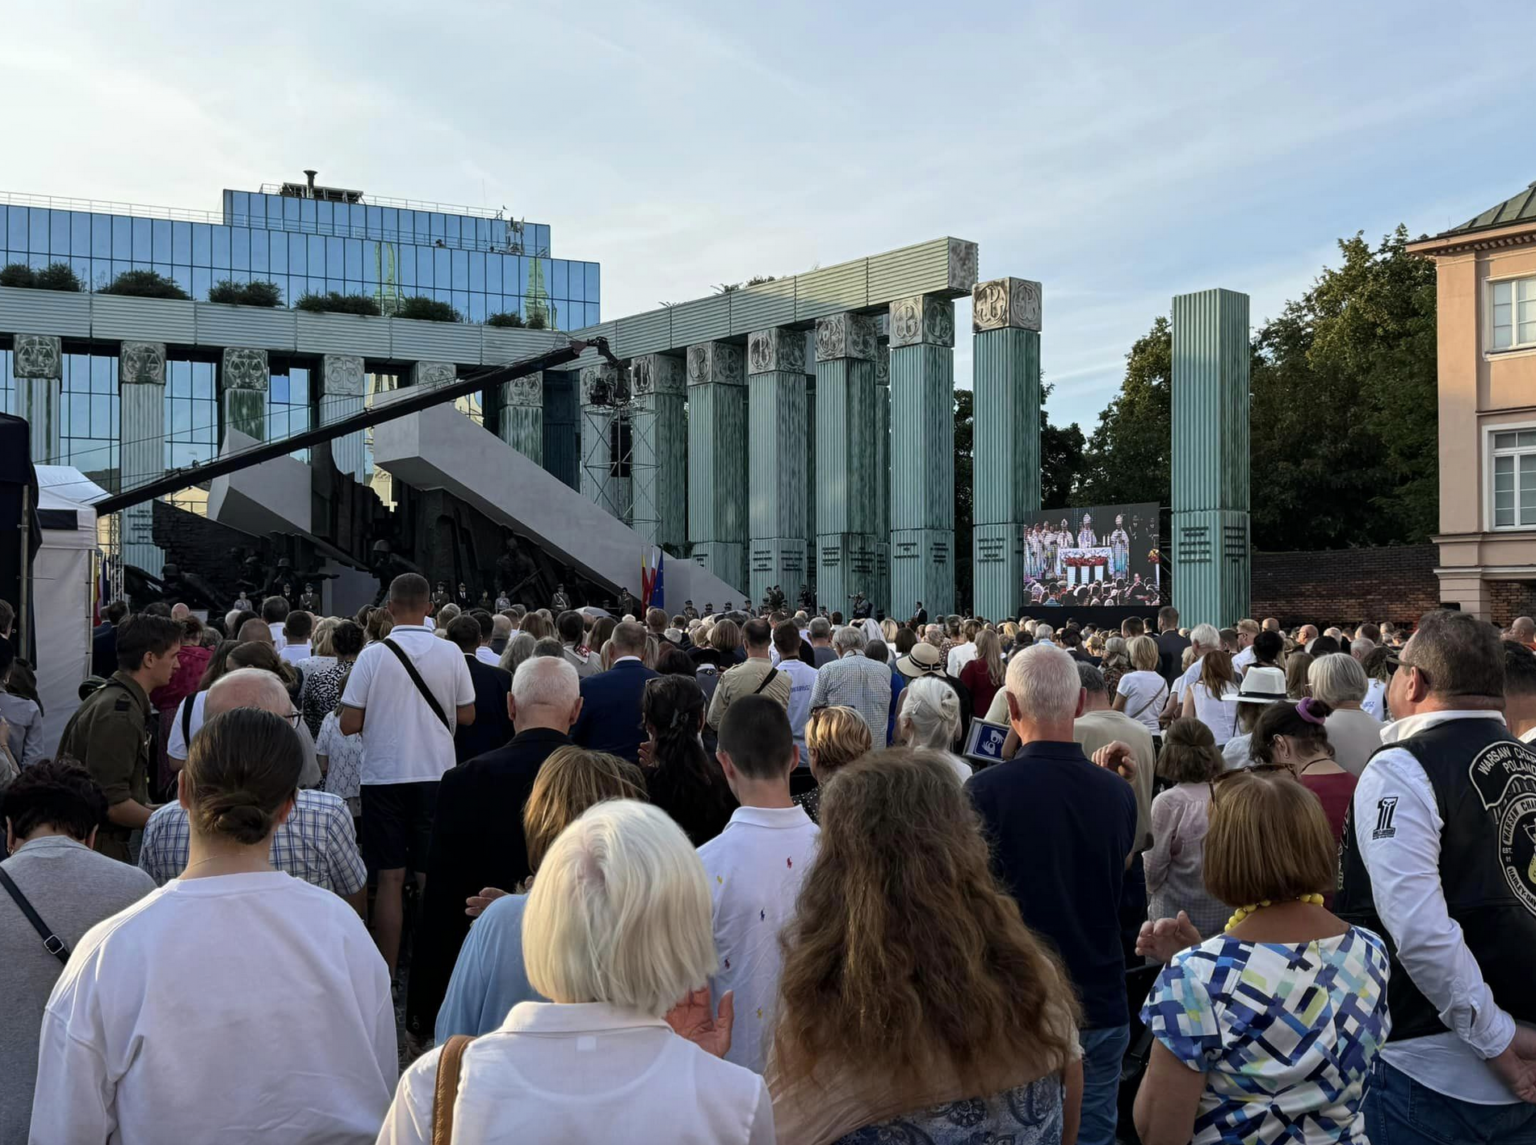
[1135,768,1388,1145]
[796,705,873,823]
[958,628,1005,719]
[1285,651,1314,700]
[1114,635,1169,736]
[380,800,773,1143]
[434,746,646,1040]
[770,749,1083,1144]
[896,675,970,783]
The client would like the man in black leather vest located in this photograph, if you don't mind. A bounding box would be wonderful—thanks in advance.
[1338,609,1536,1140]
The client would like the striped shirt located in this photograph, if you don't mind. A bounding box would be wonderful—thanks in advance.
[138,789,366,895]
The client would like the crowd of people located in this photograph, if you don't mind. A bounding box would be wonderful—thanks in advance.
[1,583,1535,1143]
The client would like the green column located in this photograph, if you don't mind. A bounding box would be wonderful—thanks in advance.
[497,371,543,465]
[630,354,686,548]
[888,295,955,618]
[13,334,62,464]
[686,342,746,590]
[971,277,1042,621]
[814,313,879,613]
[747,329,808,607]
[119,341,167,577]
[221,347,269,444]
[1171,288,1251,625]
[873,337,891,618]
[804,362,817,607]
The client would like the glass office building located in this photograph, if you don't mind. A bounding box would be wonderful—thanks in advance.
[0,181,601,494]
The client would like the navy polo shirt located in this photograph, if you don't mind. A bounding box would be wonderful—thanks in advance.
[967,740,1137,1029]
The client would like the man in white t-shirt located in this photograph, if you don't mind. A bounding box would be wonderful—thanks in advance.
[1230,618,1259,674]
[699,695,819,1072]
[341,573,475,977]
[261,596,290,652]
[771,620,818,752]
[278,611,313,665]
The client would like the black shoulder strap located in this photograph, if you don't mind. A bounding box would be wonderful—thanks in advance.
[752,666,780,695]
[382,638,451,731]
[181,693,196,747]
[0,867,69,964]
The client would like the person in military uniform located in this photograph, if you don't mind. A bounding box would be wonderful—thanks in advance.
[54,614,183,862]
[850,591,873,621]
[798,584,814,611]
[683,600,699,621]
[478,590,493,611]
[299,582,322,613]
[433,581,452,613]
[768,584,787,613]
[551,583,572,613]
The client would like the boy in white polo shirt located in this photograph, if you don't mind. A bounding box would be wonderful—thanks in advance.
[341,572,475,978]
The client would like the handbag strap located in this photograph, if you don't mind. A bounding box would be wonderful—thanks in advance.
[181,693,196,749]
[0,867,69,964]
[751,666,780,695]
[382,639,451,731]
[432,1034,476,1145]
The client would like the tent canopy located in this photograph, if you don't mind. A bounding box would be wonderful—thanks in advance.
[28,465,101,752]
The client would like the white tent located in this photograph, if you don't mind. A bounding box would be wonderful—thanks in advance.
[32,466,106,752]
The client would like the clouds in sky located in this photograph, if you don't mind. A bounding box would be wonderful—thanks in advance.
[3,0,1529,426]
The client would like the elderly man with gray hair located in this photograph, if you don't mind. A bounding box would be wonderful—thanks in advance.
[136,668,365,908]
[809,624,892,742]
[967,642,1139,1145]
[408,655,584,1043]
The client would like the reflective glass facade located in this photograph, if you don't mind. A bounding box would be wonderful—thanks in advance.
[0,189,600,328]
[0,184,601,503]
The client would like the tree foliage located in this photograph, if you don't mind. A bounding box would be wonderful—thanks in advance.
[1072,227,1437,548]
[1,261,85,291]
[295,291,382,317]
[395,296,462,323]
[486,310,526,328]
[207,279,282,307]
[99,269,189,299]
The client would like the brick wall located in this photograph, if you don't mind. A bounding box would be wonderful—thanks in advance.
[1485,580,1536,626]
[1251,544,1440,627]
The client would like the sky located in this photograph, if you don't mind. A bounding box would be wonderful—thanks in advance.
[2,0,1532,430]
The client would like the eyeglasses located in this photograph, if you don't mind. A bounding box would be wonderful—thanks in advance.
[285,709,303,728]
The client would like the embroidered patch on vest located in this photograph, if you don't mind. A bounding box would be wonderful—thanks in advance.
[1469,740,1536,917]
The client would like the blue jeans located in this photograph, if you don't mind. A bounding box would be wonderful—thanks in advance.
[1078,1023,1130,1145]
[1365,1057,1536,1144]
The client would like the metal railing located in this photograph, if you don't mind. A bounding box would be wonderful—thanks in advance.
[257,184,507,221]
[0,190,554,258]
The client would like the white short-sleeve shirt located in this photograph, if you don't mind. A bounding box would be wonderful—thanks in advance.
[1116,670,1169,733]
[339,624,475,785]
[166,692,209,761]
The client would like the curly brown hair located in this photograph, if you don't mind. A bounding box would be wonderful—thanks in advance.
[770,748,1079,1126]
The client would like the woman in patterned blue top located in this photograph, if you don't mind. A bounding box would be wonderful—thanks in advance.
[769,749,1084,1144]
[1134,767,1390,1145]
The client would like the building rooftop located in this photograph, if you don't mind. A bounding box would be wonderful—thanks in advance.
[1438,179,1536,238]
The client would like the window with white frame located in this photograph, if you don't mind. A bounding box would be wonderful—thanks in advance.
[1490,429,1536,528]
[1491,276,1536,352]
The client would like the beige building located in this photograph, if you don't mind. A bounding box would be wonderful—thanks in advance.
[1411,181,1536,620]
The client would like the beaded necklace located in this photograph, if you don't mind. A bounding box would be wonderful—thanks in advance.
[1225,894,1326,933]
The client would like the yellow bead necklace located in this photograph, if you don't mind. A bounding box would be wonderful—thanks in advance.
[1225,894,1326,933]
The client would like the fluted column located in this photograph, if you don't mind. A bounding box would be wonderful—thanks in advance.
[13,335,62,464]
[814,313,879,613]
[579,363,629,521]
[686,342,747,589]
[889,295,955,617]
[747,329,808,607]
[118,342,166,577]
[972,277,1041,621]
[321,354,367,482]
[498,371,544,466]
[873,336,891,618]
[630,354,686,548]
[221,347,269,445]
[1172,288,1251,624]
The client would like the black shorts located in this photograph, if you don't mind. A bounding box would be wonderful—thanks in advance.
[360,781,439,873]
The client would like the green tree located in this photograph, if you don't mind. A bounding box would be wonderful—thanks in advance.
[1077,317,1173,507]
[99,269,190,299]
[295,291,381,317]
[395,296,461,323]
